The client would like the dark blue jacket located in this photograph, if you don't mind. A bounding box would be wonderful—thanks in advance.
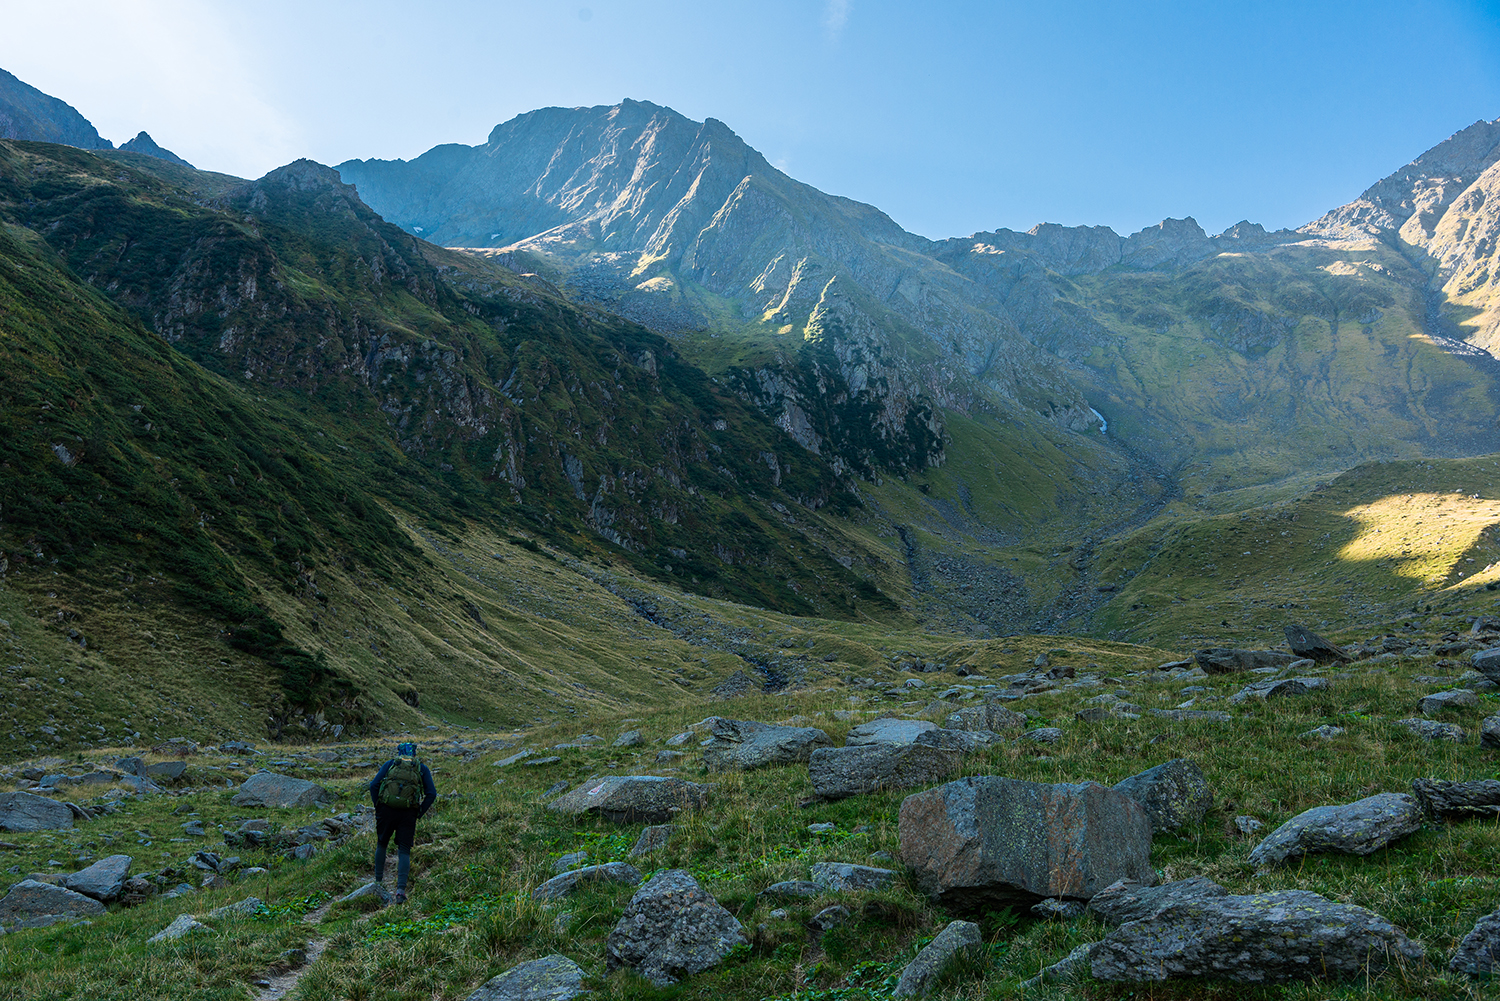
[369,758,437,817]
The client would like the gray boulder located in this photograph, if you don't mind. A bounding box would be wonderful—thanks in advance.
[1149,709,1232,723]
[1284,624,1350,663]
[230,772,332,809]
[1247,792,1422,866]
[1393,718,1466,742]
[0,791,73,832]
[1472,646,1500,681]
[944,702,1025,733]
[1086,876,1228,927]
[1227,677,1328,704]
[551,852,587,874]
[547,776,709,824]
[533,863,643,901]
[612,730,643,748]
[467,954,589,1001]
[1111,759,1212,832]
[1420,689,1479,715]
[1299,724,1346,739]
[605,869,747,986]
[206,896,264,919]
[1483,715,1500,749]
[146,761,187,781]
[629,824,677,858]
[333,883,391,909]
[1020,943,1094,990]
[62,854,131,901]
[1450,903,1500,978]
[1090,890,1422,982]
[808,741,962,800]
[1193,649,1294,674]
[0,879,104,929]
[1020,727,1064,743]
[892,919,984,998]
[809,862,895,892]
[148,913,210,942]
[844,718,937,746]
[899,776,1154,909]
[1411,778,1500,820]
[700,718,832,771]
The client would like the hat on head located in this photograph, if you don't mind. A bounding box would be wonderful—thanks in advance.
[396,742,416,757]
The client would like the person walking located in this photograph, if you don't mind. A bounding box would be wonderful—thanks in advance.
[368,741,436,904]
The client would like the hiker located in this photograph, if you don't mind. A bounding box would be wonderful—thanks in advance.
[368,741,436,903]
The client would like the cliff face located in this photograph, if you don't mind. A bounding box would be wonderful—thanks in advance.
[337,101,1098,475]
[1303,117,1500,348]
[0,67,112,149]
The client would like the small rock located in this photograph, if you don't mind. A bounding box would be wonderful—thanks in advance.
[230,772,331,809]
[206,896,264,919]
[663,732,694,746]
[524,757,562,767]
[629,824,677,858]
[1149,709,1232,723]
[1299,725,1345,739]
[62,854,131,902]
[1227,677,1329,704]
[333,883,391,909]
[612,730,643,748]
[180,820,206,837]
[466,954,589,1001]
[551,852,588,875]
[1234,815,1264,836]
[1420,689,1480,715]
[1393,718,1466,742]
[533,862,643,901]
[809,862,895,892]
[1020,728,1063,743]
[148,913,210,943]
[808,904,851,931]
[807,823,836,834]
[493,750,534,768]
[1031,898,1085,919]
[1020,943,1094,990]
[892,919,984,998]
[759,881,823,900]
[1483,714,1500,749]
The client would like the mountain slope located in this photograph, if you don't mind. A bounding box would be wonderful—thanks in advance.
[0,66,112,149]
[117,130,192,167]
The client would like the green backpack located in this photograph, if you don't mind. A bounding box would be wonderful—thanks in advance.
[378,754,424,809]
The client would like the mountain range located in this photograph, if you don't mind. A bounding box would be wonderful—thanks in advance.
[3,69,1500,746]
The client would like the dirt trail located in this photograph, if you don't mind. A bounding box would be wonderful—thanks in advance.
[254,900,333,1000]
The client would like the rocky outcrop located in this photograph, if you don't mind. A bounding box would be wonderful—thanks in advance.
[808,741,963,800]
[0,791,74,831]
[1086,876,1228,927]
[0,68,113,149]
[117,131,193,168]
[0,879,105,930]
[898,777,1154,909]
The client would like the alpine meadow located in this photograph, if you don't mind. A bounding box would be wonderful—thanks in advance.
[5,36,1500,1001]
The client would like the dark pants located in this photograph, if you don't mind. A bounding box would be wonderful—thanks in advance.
[374,806,419,892]
[375,806,419,851]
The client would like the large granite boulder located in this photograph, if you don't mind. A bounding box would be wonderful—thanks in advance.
[62,854,132,902]
[891,919,984,998]
[1090,890,1422,982]
[606,870,747,986]
[898,776,1154,909]
[1193,649,1294,674]
[1411,778,1500,820]
[466,954,589,1001]
[1086,876,1228,927]
[532,863,643,901]
[0,879,104,930]
[1247,792,1423,866]
[548,776,709,825]
[0,791,73,832]
[944,702,1025,734]
[700,718,832,772]
[844,718,938,746]
[230,772,332,809]
[1284,624,1350,663]
[1450,902,1500,977]
[808,741,963,800]
[1111,759,1212,833]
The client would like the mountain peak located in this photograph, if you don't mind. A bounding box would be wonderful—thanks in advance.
[0,66,112,150]
[118,130,193,168]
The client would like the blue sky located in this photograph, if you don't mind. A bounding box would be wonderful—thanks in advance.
[2,0,1498,239]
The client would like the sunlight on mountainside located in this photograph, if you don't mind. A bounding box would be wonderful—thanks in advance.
[1338,491,1500,584]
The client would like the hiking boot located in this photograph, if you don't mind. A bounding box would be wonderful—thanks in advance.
[394,891,407,905]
